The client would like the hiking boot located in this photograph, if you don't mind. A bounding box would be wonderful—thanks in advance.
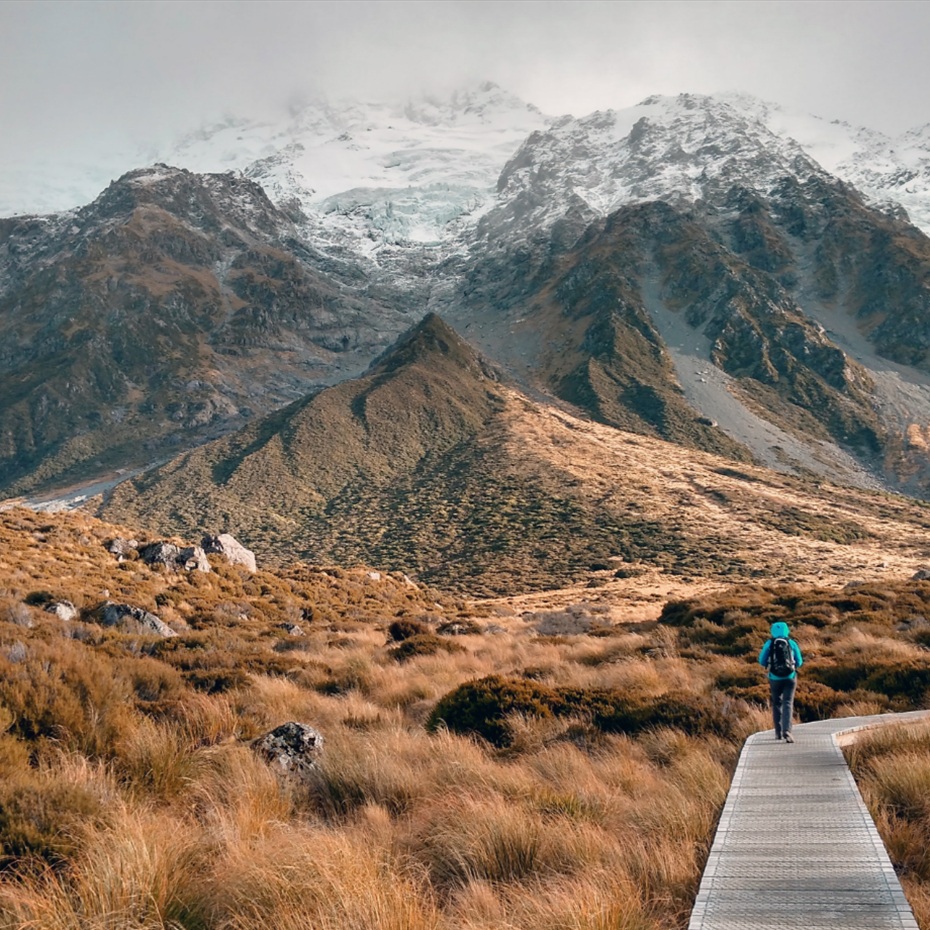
[774,733,782,741]
[784,732,794,743]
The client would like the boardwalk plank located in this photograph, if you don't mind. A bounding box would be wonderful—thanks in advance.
[688,712,930,930]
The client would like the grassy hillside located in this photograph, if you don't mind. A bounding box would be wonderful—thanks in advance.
[101,315,930,596]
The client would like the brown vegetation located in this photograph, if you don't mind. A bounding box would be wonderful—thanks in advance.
[3,507,930,928]
[845,721,930,930]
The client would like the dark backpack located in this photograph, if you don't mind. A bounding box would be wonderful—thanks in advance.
[767,637,796,677]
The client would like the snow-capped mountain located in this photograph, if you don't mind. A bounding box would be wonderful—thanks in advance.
[5,83,930,254]
[475,93,827,252]
[162,81,550,251]
[0,82,550,256]
[7,84,930,504]
[718,93,930,234]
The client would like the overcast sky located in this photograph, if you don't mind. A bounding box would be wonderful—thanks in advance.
[1,0,928,162]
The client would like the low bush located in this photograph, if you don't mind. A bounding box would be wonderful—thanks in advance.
[428,676,562,746]
[809,659,930,707]
[427,676,748,747]
[388,634,464,663]
[0,775,103,867]
[388,618,433,641]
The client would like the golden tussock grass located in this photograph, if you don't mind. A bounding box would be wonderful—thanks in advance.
[5,508,930,928]
[846,721,930,929]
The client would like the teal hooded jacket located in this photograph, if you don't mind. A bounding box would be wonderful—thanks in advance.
[758,621,803,680]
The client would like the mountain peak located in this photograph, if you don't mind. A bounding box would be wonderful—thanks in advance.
[367,313,498,380]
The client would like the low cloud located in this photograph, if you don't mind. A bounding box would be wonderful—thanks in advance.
[1,0,929,165]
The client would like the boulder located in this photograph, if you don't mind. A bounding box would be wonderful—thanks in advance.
[107,537,138,561]
[139,541,211,572]
[252,722,323,778]
[279,623,304,637]
[179,546,211,572]
[201,534,257,572]
[101,604,178,638]
[912,567,930,581]
[44,600,78,621]
[139,541,181,570]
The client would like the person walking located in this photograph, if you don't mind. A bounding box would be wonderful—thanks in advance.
[758,621,803,742]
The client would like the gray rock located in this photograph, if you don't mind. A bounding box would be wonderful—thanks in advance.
[179,546,211,572]
[912,568,930,581]
[44,600,78,621]
[139,541,182,570]
[201,534,257,572]
[107,537,138,561]
[140,541,210,572]
[279,623,304,637]
[101,604,178,638]
[252,722,323,778]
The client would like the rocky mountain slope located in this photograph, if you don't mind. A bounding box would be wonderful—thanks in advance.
[0,165,422,497]
[100,313,930,595]
[446,95,930,491]
[7,88,930,503]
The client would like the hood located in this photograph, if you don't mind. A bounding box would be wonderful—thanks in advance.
[770,621,790,638]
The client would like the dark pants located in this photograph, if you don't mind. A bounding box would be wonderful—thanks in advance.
[769,677,797,737]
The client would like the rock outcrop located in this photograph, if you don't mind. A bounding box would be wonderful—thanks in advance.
[107,538,139,561]
[139,541,211,573]
[44,600,78,621]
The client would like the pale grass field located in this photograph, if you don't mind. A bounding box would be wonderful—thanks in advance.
[6,508,930,929]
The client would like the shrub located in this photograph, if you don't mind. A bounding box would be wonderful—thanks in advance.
[592,691,738,739]
[0,645,135,754]
[428,676,747,747]
[427,676,562,747]
[388,618,433,642]
[809,659,930,707]
[184,668,250,694]
[388,634,463,663]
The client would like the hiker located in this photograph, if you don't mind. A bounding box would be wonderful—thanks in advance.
[758,621,803,742]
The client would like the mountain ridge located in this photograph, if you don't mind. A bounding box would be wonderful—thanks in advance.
[7,87,930,504]
[98,312,930,596]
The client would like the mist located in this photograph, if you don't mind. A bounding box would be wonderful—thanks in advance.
[2,0,928,166]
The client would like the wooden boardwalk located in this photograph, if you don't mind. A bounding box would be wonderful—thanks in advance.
[689,712,930,930]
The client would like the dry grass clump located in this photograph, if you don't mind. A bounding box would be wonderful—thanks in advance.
[845,721,930,929]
